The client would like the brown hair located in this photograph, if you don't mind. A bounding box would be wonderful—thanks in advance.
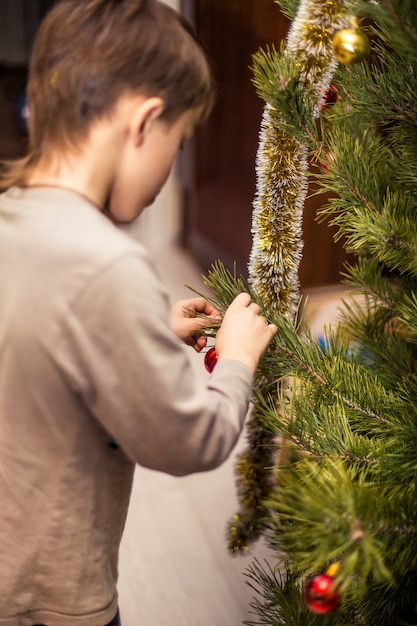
[0,0,215,189]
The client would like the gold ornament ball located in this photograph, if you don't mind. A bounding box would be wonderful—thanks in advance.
[333,28,370,65]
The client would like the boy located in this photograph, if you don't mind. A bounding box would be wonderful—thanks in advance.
[0,1,277,625]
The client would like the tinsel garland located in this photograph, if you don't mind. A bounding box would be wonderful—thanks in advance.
[229,0,352,552]
[249,0,350,310]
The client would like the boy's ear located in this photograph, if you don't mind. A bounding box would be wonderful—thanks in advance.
[131,96,165,147]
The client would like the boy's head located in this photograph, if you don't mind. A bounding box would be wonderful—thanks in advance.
[2,0,215,187]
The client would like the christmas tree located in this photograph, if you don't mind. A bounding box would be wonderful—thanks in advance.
[199,0,417,623]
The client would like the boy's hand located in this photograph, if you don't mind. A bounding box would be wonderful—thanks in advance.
[170,297,221,352]
[216,293,277,373]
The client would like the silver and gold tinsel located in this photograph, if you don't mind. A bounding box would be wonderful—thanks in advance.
[249,116,308,314]
[230,0,353,551]
[248,0,351,314]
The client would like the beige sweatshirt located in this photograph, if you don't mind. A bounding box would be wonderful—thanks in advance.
[0,187,253,626]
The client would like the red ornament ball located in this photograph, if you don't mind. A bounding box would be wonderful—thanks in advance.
[204,347,218,373]
[321,84,338,108]
[304,573,341,614]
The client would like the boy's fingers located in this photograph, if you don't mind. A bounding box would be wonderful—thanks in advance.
[193,298,220,318]
[191,316,216,331]
[230,293,263,316]
[229,292,252,308]
[195,336,207,351]
[268,323,278,338]
[182,299,220,319]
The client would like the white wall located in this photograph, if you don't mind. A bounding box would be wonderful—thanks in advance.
[128,0,182,251]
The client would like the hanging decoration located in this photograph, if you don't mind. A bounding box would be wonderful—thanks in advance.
[322,84,339,107]
[248,0,353,311]
[229,0,359,552]
[333,18,371,64]
[304,563,342,614]
[204,347,218,373]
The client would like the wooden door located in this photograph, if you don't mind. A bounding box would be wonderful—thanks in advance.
[180,0,350,289]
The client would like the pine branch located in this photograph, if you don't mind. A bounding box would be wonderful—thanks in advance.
[379,0,417,48]
[234,0,417,622]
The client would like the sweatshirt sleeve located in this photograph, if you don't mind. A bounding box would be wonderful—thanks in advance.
[56,250,254,476]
